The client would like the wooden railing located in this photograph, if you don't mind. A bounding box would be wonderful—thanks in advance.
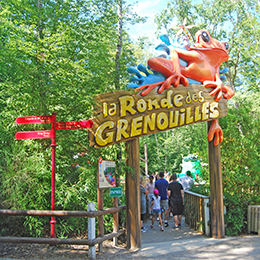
[0,203,126,259]
[184,190,210,236]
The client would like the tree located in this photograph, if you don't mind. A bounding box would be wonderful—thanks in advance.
[140,123,208,175]
[154,0,260,93]
[220,92,260,235]
[153,0,260,235]
[0,0,143,237]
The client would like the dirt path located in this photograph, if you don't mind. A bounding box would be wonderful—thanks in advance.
[0,240,127,260]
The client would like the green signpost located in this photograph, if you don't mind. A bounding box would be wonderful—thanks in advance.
[110,187,122,197]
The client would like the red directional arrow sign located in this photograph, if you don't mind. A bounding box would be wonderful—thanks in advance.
[14,113,93,239]
[15,130,54,140]
[16,115,54,124]
[56,120,93,130]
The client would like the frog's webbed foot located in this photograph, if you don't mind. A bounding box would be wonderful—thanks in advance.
[207,119,223,146]
[204,79,235,101]
[148,57,189,94]
[222,85,235,100]
[158,74,189,93]
[137,81,165,96]
[203,79,223,101]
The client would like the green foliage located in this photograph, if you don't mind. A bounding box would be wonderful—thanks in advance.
[188,91,260,236]
[155,0,260,92]
[190,183,210,197]
[1,0,259,239]
[0,0,142,237]
[140,123,208,174]
[153,0,260,236]
[129,36,156,65]
[224,195,248,236]
[220,92,260,235]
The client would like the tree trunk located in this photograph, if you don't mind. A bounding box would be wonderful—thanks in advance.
[115,0,123,90]
[164,131,168,171]
[154,134,160,162]
[37,0,43,40]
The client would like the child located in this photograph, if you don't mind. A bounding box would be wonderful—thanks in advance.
[146,175,155,219]
[150,189,164,231]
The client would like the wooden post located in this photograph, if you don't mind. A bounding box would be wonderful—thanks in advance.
[88,202,96,259]
[97,162,104,252]
[204,197,210,237]
[207,121,225,238]
[125,138,141,249]
[113,197,119,246]
[97,188,103,251]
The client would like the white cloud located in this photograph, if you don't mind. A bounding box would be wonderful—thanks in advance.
[132,0,167,17]
[127,0,169,41]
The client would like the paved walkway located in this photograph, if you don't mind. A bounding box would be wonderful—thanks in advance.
[0,217,259,259]
[97,217,260,259]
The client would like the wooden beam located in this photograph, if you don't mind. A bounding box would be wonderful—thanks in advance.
[207,121,225,238]
[125,138,141,249]
[0,207,125,217]
[0,230,125,246]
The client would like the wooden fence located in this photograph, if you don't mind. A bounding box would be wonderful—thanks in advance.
[0,203,126,259]
[248,205,260,235]
[184,190,210,236]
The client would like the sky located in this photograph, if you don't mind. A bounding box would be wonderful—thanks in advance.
[125,0,205,44]
[125,0,171,42]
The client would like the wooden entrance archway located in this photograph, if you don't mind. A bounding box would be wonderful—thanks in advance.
[123,121,225,250]
[88,85,227,249]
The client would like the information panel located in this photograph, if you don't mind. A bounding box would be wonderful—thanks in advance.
[98,158,116,189]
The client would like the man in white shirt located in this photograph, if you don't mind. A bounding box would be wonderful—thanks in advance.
[178,171,194,191]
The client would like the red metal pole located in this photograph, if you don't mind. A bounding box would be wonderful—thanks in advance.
[50,112,57,238]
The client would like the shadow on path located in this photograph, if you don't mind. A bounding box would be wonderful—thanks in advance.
[97,217,260,259]
[1,217,259,259]
[141,216,201,244]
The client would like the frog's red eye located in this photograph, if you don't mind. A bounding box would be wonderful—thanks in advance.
[224,43,229,50]
[201,32,210,42]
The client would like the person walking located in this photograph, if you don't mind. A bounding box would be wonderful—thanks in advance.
[146,175,155,219]
[140,175,148,233]
[168,173,184,228]
[155,171,169,227]
[150,189,164,231]
[178,170,194,191]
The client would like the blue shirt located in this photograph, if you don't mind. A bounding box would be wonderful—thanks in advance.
[155,178,169,200]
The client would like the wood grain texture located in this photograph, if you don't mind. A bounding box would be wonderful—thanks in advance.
[125,139,141,249]
[89,84,228,148]
[207,121,225,238]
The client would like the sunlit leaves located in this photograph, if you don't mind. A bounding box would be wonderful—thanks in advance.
[0,0,140,237]
[153,0,260,235]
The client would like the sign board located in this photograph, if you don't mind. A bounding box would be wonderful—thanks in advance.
[16,115,54,124]
[56,120,93,130]
[15,115,93,140]
[88,84,228,148]
[15,130,54,140]
[110,187,122,197]
[98,159,116,188]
